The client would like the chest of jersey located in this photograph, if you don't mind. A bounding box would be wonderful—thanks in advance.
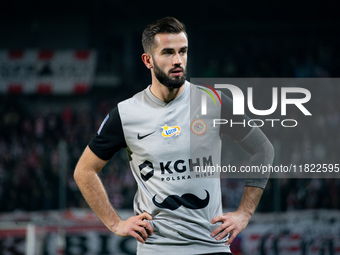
[119,95,191,173]
[118,83,222,189]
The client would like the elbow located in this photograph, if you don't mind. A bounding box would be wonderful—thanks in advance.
[73,167,80,183]
[73,163,98,185]
[74,165,83,184]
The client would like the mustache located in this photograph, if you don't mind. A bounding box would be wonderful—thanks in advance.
[152,190,210,210]
[168,65,184,74]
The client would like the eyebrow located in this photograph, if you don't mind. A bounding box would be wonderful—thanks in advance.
[161,46,188,52]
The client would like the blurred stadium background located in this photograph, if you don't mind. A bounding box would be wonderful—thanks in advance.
[0,0,340,254]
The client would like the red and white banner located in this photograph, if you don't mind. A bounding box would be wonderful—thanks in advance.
[241,210,340,255]
[1,209,340,255]
[0,50,97,94]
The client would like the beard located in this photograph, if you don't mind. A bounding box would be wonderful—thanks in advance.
[153,59,186,90]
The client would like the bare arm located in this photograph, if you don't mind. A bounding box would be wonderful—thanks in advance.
[237,186,263,219]
[74,146,153,243]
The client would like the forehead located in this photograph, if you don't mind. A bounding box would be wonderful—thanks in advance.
[154,32,188,51]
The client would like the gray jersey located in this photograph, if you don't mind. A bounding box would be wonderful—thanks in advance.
[89,81,252,254]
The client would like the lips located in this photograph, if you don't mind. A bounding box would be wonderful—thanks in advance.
[170,68,183,76]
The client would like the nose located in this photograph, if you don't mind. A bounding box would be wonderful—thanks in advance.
[173,53,182,66]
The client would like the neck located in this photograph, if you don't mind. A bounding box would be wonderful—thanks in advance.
[150,79,185,103]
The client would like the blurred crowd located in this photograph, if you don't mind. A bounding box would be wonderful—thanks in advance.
[1,42,340,213]
[0,98,136,212]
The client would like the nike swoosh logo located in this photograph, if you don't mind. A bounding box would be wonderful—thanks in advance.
[137,131,156,140]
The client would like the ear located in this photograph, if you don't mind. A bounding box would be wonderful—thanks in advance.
[141,53,153,69]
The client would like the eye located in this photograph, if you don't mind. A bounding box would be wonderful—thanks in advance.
[163,50,172,56]
[179,49,187,55]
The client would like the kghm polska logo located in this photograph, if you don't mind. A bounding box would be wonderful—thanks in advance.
[191,119,207,135]
[161,124,181,138]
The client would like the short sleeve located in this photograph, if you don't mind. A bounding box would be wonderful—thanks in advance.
[88,107,127,160]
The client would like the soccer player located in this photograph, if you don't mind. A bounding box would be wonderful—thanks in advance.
[74,17,274,255]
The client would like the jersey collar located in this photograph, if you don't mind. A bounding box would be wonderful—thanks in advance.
[145,81,189,107]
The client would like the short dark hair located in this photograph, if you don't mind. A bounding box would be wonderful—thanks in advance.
[142,17,187,53]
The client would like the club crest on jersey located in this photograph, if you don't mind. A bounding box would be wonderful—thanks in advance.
[191,119,207,135]
[161,124,181,138]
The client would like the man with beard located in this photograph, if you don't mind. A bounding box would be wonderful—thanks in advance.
[74,17,274,255]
